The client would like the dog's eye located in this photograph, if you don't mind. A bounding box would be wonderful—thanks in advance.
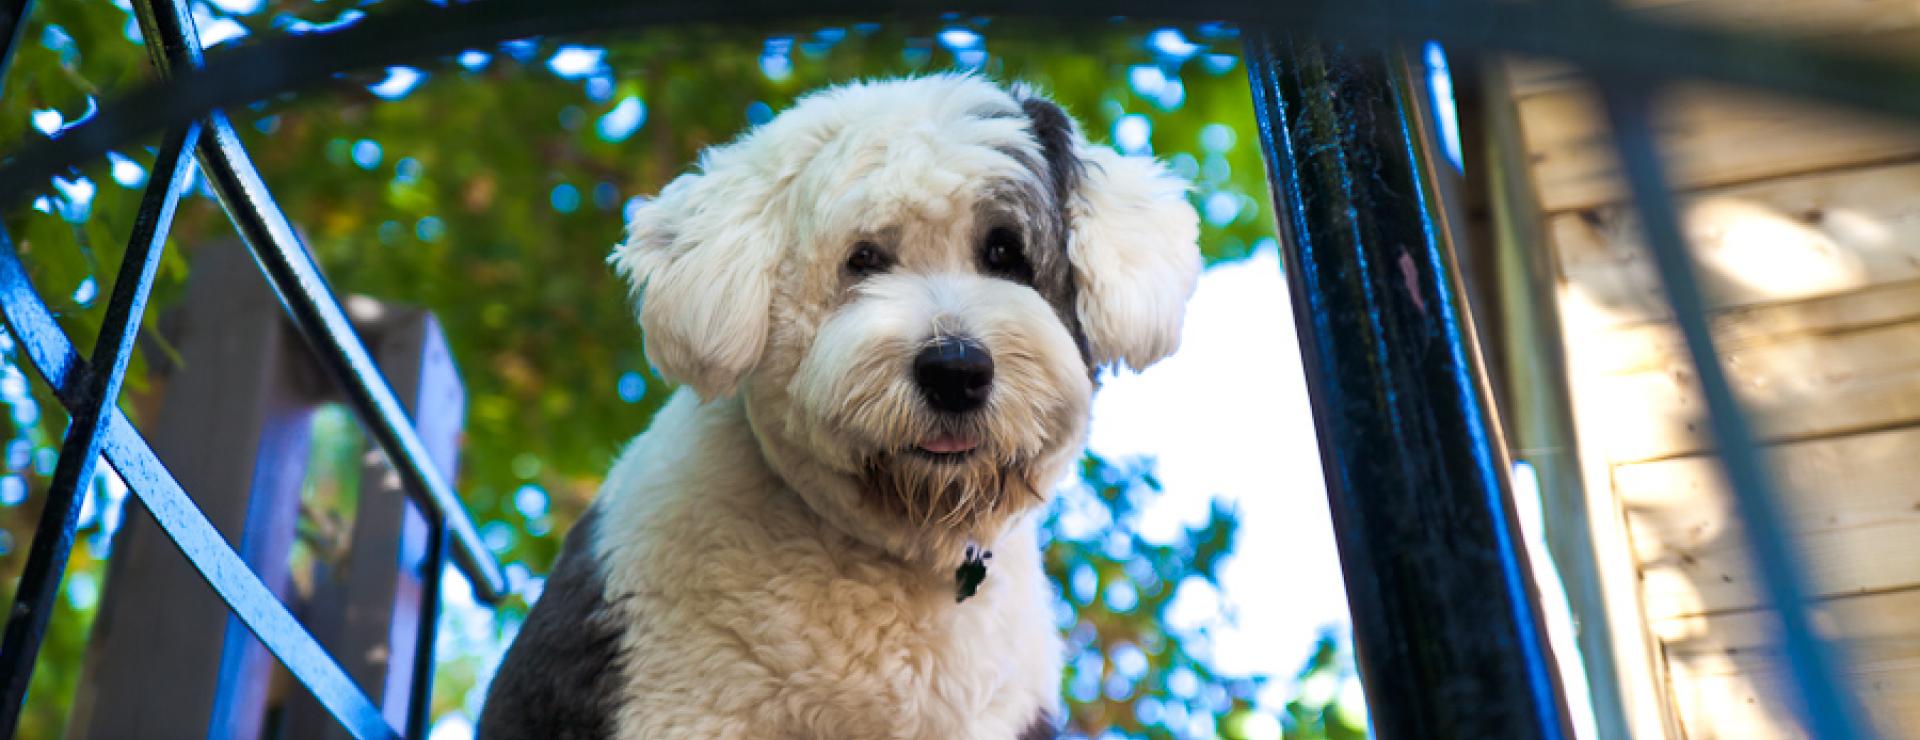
[980,227,1033,285]
[845,242,892,276]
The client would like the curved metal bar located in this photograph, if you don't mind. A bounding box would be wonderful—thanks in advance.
[0,121,200,738]
[7,0,1920,210]
[0,225,399,740]
[1600,86,1874,740]
[131,0,507,602]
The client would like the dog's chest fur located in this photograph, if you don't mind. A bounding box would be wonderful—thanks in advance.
[480,391,1061,739]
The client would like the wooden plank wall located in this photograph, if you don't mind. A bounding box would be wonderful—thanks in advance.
[1509,1,1920,736]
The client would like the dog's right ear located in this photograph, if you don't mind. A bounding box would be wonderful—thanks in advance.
[610,158,782,400]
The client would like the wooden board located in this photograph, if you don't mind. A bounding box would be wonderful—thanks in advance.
[1614,423,1920,622]
[1655,589,1920,739]
[1577,279,1920,463]
[1505,3,1920,733]
[1553,161,1920,327]
[1517,85,1920,213]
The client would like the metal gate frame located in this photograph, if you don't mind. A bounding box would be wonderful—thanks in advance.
[0,1,1909,738]
[0,1,507,739]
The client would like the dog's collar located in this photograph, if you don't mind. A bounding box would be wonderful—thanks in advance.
[954,539,992,603]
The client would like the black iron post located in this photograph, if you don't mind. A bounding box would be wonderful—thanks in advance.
[1244,31,1573,739]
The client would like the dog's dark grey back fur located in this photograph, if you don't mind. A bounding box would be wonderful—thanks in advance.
[477,506,624,739]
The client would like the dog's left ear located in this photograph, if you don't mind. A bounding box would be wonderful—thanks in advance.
[1024,98,1203,372]
[610,152,783,400]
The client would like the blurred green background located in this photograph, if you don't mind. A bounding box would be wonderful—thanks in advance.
[0,1,1364,738]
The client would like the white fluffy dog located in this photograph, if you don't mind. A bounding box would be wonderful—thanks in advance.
[479,74,1201,740]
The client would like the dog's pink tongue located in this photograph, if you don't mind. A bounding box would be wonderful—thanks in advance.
[919,434,978,454]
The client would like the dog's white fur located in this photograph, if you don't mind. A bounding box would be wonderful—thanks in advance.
[587,74,1201,738]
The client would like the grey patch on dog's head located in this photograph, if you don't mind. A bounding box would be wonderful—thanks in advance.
[980,92,1092,367]
[1018,96,1082,203]
[477,507,625,740]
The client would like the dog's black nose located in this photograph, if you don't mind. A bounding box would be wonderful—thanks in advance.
[913,337,993,413]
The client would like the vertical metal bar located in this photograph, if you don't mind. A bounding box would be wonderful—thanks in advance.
[405,520,445,739]
[1597,86,1873,740]
[0,122,199,738]
[1244,30,1572,739]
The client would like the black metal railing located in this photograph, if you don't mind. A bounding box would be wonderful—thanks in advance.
[0,1,508,739]
[0,1,1907,738]
[1247,34,1573,738]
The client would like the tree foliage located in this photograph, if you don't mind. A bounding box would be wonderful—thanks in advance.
[0,2,1363,738]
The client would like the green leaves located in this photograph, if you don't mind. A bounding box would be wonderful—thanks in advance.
[1047,453,1268,738]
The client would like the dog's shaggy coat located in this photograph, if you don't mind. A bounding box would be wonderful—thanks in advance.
[479,75,1201,739]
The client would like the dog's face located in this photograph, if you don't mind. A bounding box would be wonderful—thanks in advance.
[612,75,1200,563]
